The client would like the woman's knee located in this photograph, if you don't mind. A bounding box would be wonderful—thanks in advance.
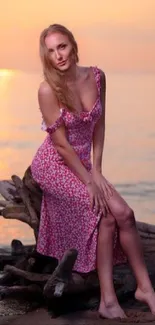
[117,206,135,229]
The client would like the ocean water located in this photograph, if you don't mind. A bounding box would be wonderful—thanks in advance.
[0,70,155,246]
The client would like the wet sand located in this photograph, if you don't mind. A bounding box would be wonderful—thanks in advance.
[1,308,155,325]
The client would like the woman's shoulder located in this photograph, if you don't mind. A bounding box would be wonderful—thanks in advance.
[38,80,59,113]
[79,65,105,82]
[95,67,106,78]
[38,80,54,97]
[87,65,106,80]
[90,66,106,84]
[93,67,106,85]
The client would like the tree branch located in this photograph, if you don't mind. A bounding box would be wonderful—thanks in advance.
[0,180,18,201]
[4,265,50,282]
[43,248,78,298]
[0,284,42,299]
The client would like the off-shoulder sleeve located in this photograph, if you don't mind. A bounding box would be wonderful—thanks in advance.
[92,66,101,95]
[41,108,65,134]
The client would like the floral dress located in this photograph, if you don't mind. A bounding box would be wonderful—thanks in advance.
[31,67,126,273]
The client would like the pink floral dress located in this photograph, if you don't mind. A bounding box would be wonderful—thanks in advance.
[31,67,126,273]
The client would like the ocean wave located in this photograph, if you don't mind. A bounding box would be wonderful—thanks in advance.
[115,182,155,198]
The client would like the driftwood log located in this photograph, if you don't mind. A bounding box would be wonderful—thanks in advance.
[0,166,155,314]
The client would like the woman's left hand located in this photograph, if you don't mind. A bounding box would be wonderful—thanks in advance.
[92,169,114,211]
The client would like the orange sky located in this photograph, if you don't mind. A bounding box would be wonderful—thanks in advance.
[0,0,155,72]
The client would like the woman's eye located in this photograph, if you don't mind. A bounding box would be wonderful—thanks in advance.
[61,44,66,49]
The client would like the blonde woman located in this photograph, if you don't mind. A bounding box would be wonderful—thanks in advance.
[31,24,155,319]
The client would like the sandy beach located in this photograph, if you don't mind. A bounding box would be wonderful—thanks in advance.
[1,308,155,325]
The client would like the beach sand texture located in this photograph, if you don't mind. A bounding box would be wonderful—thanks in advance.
[1,308,155,325]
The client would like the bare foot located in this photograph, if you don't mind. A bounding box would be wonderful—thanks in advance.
[99,301,127,319]
[135,287,155,314]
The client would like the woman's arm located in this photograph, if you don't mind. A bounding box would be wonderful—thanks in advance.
[92,70,106,173]
[38,81,92,185]
[92,72,113,204]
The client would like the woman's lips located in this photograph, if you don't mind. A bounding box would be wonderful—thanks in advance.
[58,61,66,66]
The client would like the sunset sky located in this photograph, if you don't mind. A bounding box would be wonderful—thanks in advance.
[0,0,155,72]
[0,0,155,244]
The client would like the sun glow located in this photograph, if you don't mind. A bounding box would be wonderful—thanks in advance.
[0,69,16,95]
[0,69,15,77]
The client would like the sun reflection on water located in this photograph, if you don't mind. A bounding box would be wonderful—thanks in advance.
[0,69,15,76]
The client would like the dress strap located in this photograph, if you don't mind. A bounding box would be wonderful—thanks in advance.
[92,66,101,95]
[41,108,65,134]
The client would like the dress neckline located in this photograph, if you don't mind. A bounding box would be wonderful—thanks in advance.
[60,66,101,117]
[60,97,100,118]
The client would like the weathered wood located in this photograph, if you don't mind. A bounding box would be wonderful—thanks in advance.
[0,200,9,207]
[11,239,26,256]
[137,221,155,235]
[1,166,155,316]
[43,248,78,298]
[1,204,26,214]
[11,175,39,240]
[0,240,37,286]
[0,180,19,201]
[1,242,155,315]
[22,166,42,216]
[0,255,19,271]
[4,265,50,283]
[11,175,39,228]
[0,255,29,285]
[1,203,31,225]
[0,284,42,299]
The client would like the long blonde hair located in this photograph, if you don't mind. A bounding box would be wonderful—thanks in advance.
[39,24,79,111]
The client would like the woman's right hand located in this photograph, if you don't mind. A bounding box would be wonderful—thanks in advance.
[86,181,108,217]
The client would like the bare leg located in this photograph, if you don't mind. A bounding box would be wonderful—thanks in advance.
[97,214,126,319]
[106,185,155,314]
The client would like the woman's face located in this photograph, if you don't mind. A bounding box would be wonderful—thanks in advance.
[45,32,74,71]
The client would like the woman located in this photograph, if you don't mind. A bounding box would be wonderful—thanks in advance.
[31,24,155,319]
